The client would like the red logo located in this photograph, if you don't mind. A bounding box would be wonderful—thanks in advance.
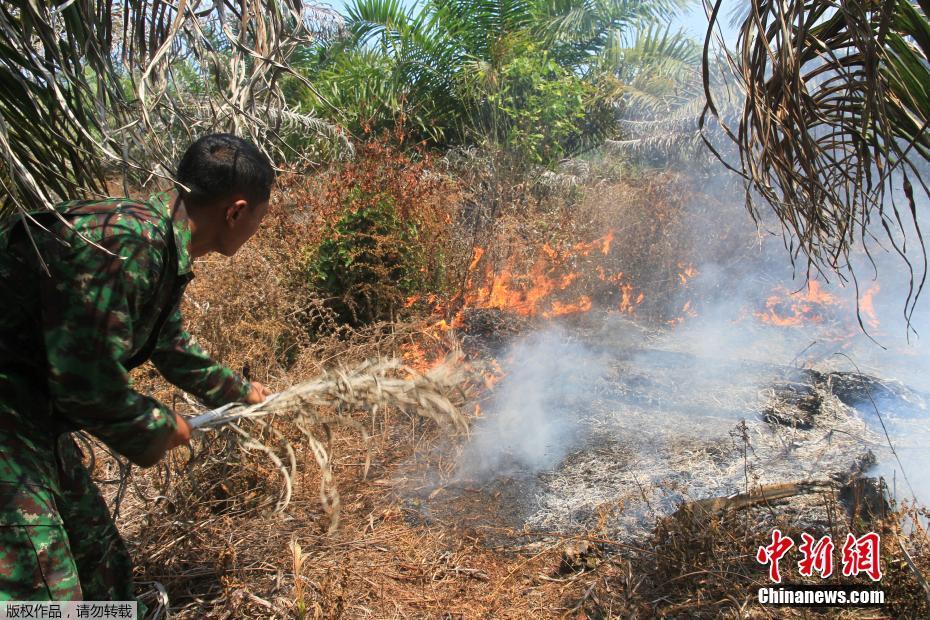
[756,531,882,582]
[756,529,794,583]
[841,532,882,581]
[798,533,834,578]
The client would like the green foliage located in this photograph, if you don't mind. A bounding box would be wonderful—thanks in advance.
[468,49,592,165]
[298,45,449,143]
[288,0,698,164]
[597,24,701,116]
[308,190,425,326]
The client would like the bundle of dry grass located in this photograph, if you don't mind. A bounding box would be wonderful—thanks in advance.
[185,357,469,532]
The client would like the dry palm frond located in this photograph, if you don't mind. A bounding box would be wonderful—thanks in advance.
[185,357,468,532]
[0,1,350,220]
[702,0,930,324]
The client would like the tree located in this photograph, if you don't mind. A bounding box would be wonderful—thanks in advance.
[297,0,697,163]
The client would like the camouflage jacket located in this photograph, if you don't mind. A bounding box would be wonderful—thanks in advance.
[0,193,251,462]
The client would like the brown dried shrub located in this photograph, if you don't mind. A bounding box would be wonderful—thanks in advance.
[297,141,461,326]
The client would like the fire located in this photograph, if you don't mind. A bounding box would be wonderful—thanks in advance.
[401,230,637,379]
[482,358,505,389]
[401,342,431,371]
[755,281,838,327]
[752,279,883,334]
[478,263,559,316]
[678,263,697,285]
[447,230,634,323]
[667,300,698,326]
[598,230,614,255]
[546,296,593,318]
[467,247,485,271]
[570,230,614,257]
[402,229,705,382]
[618,284,644,314]
[859,283,880,329]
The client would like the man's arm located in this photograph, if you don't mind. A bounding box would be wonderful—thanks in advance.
[149,306,253,408]
[40,230,185,467]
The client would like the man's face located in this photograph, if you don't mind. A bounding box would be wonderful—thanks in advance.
[220,198,269,256]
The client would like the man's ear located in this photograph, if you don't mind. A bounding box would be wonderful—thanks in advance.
[225,199,249,227]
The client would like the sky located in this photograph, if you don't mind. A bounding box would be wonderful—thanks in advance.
[678,0,740,43]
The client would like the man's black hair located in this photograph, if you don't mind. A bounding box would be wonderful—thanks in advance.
[176,133,275,208]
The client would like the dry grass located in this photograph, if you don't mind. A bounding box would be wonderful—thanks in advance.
[188,357,470,529]
[107,160,930,618]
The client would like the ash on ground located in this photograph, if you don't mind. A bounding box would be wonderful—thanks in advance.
[401,315,928,542]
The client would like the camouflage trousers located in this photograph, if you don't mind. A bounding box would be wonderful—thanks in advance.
[0,427,136,602]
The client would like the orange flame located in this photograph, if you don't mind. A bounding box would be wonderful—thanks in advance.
[545,296,593,318]
[859,283,881,330]
[755,280,840,327]
[408,229,663,377]
[401,342,431,371]
[678,263,697,285]
[468,246,485,271]
[618,284,644,314]
[600,230,614,256]
[451,231,629,321]
[667,300,698,326]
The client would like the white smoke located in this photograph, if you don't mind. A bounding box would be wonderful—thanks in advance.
[657,169,930,506]
[437,166,930,535]
[455,327,608,481]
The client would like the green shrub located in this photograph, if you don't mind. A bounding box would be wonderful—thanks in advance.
[308,189,425,326]
[465,47,607,167]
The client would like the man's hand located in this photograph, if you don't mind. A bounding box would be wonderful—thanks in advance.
[245,381,272,404]
[133,412,191,468]
[165,412,191,450]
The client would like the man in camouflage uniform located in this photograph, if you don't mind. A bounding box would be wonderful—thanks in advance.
[0,134,274,604]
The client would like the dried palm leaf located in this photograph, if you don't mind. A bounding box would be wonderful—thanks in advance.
[702,0,930,324]
[0,1,350,220]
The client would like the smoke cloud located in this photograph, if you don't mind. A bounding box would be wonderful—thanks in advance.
[435,166,930,536]
[455,327,608,481]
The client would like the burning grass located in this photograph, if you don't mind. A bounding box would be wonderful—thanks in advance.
[105,154,930,617]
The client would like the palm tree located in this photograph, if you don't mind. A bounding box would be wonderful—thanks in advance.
[702,0,930,321]
[303,0,697,159]
[598,24,712,163]
[0,1,349,218]
[340,0,540,143]
[533,0,691,71]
